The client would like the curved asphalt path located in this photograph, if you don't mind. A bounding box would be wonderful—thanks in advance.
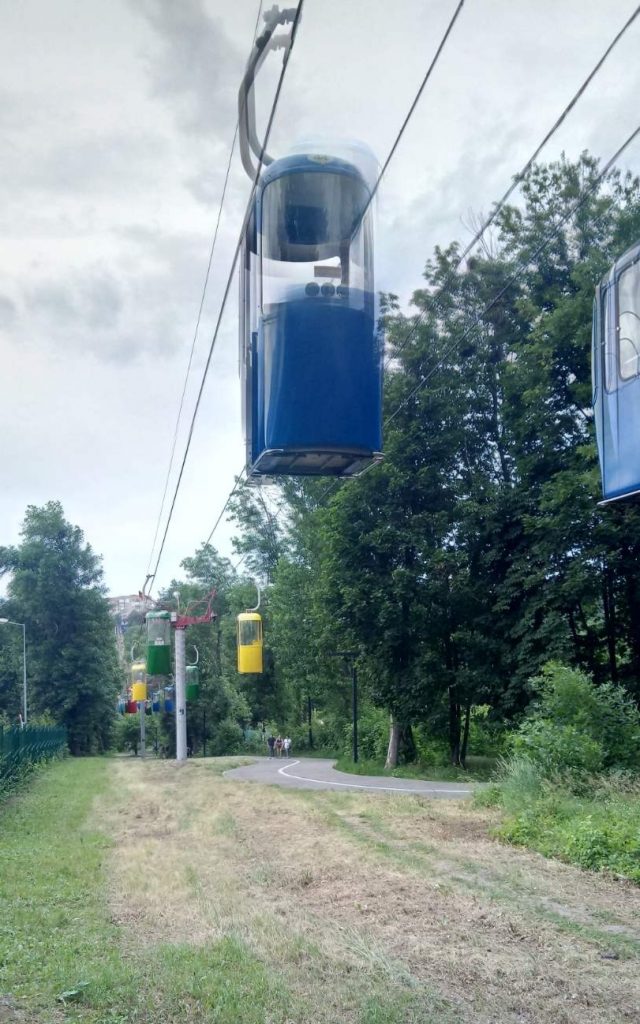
[224,756,473,799]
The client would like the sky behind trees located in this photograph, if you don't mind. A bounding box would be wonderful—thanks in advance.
[1,0,639,594]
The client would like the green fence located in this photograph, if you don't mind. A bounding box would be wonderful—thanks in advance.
[0,725,67,784]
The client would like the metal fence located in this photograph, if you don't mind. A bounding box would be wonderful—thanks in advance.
[0,725,67,783]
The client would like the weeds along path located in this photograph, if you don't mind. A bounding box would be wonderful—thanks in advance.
[97,758,640,1024]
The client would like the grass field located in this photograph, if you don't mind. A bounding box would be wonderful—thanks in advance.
[1,757,639,1023]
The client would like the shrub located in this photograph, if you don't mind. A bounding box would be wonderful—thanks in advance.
[344,705,389,761]
[493,754,546,812]
[209,718,243,756]
[413,729,450,766]
[293,711,344,755]
[496,781,640,883]
[511,662,640,776]
[113,715,141,756]
[467,705,509,757]
[512,720,603,775]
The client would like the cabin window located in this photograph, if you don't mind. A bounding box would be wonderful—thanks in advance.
[238,619,261,645]
[603,287,616,392]
[261,170,373,311]
[618,260,640,381]
[262,171,369,263]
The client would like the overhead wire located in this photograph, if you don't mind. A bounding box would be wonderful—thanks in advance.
[147,0,468,575]
[204,468,246,546]
[364,0,466,212]
[296,5,640,511]
[146,0,306,594]
[383,1,640,370]
[143,0,265,584]
[383,122,640,428]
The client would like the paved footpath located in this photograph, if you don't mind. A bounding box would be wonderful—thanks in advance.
[224,757,473,798]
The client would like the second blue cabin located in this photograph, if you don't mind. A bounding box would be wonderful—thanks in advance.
[593,240,640,501]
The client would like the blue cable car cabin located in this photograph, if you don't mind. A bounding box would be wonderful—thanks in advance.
[593,240,640,502]
[240,152,383,479]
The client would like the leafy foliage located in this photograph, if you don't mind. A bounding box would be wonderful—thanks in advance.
[512,662,640,775]
[0,503,120,754]
[493,770,640,883]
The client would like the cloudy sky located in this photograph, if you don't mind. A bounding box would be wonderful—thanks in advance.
[1,0,639,597]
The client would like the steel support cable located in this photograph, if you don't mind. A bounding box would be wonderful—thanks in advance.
[156,2,640,568]
[147,0,305,594]
[365,0,466,213]
[305,6,640,507]
[384,2,640,370]
[384,122,640,428]
[204,468,246,546]
[144,0,264,582]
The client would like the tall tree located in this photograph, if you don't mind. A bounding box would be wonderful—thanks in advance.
[0,502,120,753]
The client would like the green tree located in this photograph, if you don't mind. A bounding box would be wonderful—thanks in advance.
[0,502,120,754]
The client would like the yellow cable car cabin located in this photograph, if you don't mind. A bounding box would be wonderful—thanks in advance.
[237,612,263,674]
[131,661,147,703]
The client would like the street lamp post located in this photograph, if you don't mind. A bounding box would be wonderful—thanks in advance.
[0,618,27,726]
[329,651,359,764]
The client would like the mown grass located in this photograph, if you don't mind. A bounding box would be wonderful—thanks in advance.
[0,760,293,1022]
[334,754,495,782]
[0,758,453,1023]
[476,757,640,883]
[0,758,139,1018]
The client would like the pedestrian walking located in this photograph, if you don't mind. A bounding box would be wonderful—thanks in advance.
[283,736,291,757]
[275,735,283,757]
[267,734,275,758]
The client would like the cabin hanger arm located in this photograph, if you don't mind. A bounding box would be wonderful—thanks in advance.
[238,5,298,180]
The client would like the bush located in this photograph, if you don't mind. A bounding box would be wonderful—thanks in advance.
[289,711,344,756]
[413,728,450,767]
[344,705,388,761]
[466,705,510,757]
[493,754,546,814]
[209,718,243,756]
[114,716,141,756]
[495,779,640,883]
[241,729,268,755]
[512,720,603,775]
[511,662,640,777]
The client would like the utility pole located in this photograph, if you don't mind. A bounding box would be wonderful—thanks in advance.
[139,700,146,759]
[351,661,358,764]
[329,651,359,764]
[22,624,27,727]
[166,591,217,765]
[174,627,187,762]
